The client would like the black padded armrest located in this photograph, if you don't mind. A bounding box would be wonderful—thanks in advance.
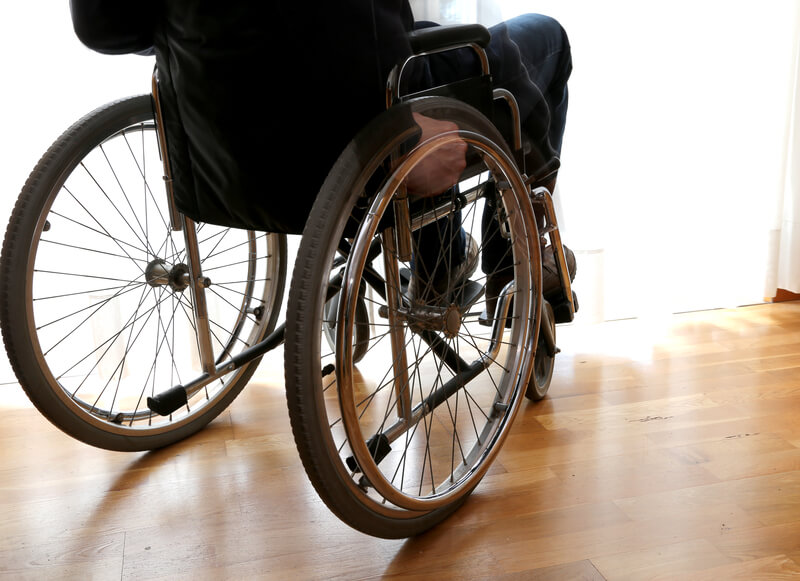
[407,24,491,55]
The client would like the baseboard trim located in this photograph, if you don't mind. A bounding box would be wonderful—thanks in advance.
[767,288,800,302]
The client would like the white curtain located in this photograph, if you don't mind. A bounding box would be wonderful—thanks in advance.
[774,19,800,294]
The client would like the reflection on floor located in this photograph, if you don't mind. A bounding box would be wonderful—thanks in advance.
[3,302,800,579]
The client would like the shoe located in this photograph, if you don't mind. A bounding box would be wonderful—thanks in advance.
[542,244,576,301]
[408,233,479,307]
[481,244,577,326]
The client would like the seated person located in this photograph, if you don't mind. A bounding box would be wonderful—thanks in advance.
[70,1,575,304]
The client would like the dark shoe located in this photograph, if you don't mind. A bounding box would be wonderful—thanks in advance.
[542,244,576,301]
[481,244,577,326]
[408,234,479,307]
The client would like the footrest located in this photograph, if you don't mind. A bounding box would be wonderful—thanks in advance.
[551,291,579,324]
[457,279,484,310]
[479,306,512,328]
[147,385,188,416]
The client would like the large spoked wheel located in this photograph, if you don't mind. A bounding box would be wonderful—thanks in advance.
[286,96,542,538]
[0,95,286,451]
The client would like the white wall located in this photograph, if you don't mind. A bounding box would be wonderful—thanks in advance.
[0,3,154,386]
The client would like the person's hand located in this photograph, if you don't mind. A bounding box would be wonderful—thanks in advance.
[404,113,467,197]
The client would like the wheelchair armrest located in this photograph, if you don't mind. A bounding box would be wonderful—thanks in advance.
[388,24,492,111]
[407,24,491,55]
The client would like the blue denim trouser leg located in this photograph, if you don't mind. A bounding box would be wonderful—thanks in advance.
[489,14,572,159]
[416,13,572,162]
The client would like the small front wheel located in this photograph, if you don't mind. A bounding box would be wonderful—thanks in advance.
[526,300,556,400]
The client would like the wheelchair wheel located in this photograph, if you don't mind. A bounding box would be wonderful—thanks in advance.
[526,300,556,401]
[286,96,542,538]
[0,95,286,451]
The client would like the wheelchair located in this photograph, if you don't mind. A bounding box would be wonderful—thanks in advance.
[0,24,574,538]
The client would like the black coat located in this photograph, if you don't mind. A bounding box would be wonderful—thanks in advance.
[70,1,415,233]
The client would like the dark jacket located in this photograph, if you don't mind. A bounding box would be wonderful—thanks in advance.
[70,1,414,233]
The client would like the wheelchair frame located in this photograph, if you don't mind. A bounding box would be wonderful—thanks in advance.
[147,24,573,414]
[0,24,574,538]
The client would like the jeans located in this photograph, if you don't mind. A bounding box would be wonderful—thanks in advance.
[418,14,571,164]
[489,14,572,158]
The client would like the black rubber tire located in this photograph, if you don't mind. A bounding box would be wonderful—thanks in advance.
[285,96,540,538]
[526,300,556,401]
[0,95,286,451]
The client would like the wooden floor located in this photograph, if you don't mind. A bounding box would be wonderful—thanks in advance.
[2,302,800,580]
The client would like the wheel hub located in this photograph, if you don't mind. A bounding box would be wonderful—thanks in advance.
[442,304,462,338]
[145,258,191,292]
[406,303,463,338]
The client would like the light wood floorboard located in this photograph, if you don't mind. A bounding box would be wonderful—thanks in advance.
[2,302,800,580]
